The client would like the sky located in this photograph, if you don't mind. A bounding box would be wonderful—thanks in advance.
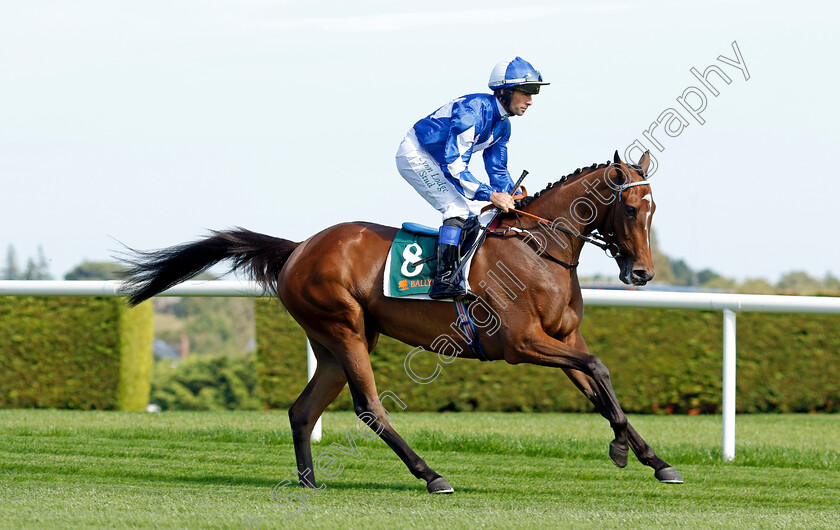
[1,0,838,283]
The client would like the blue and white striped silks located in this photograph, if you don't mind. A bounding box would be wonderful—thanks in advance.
[411,93,514,202]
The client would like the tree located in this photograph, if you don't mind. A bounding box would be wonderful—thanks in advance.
[697,268,722,285]
[738,278,776,294]
[3,245,52,279]
[649,229,675,284]
[701,276,737,290]
[820,273,840,294]
[23,246,52,280]
[35,246,52,279]
[777,271,822,294]
[3,246,20,280]
[64,261,125,280]
[176,297,255,355]
[669,258,695,286]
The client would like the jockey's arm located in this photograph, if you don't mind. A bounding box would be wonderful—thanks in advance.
[484,134,515,212]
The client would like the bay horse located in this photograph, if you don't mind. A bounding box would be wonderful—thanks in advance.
[122,150,683,493]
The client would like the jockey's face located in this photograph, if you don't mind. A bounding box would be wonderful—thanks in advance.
[507,89,533,116]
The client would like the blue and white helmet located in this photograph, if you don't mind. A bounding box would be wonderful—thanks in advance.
[488,57,549,94]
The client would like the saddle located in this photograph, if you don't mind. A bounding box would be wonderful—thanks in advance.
[383,216,484,300]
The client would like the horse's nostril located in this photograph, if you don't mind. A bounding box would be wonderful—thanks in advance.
[633,269,650,281]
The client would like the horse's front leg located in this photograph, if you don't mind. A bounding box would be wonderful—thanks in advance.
[561,365,630,467]
[557,331,683,483]
[549,331,635,467]
[507,330,630,452]
[506,329,682,483]
[563,367,683,483]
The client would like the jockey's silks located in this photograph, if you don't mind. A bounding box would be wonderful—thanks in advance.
[411,93,514,202]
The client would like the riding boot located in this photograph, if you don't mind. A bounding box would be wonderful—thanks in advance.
[429,222,464,300]
[429,242,464,300]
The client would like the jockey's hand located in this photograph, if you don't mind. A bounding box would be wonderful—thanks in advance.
[490,191,516,212]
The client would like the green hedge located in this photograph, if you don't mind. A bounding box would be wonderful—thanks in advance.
[0,296,153,411]
[150,353,260,411]
[256,299,840,414]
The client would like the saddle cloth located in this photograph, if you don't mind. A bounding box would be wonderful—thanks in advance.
[383,210,496,300]
[383,228,473,300]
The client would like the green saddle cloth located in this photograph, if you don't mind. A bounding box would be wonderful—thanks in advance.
[386,229,438,297]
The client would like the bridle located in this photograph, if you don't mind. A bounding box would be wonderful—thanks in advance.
[499,165,651,260]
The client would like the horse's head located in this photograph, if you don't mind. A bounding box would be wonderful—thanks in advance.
[605,151,656,286]
[513,152,657,285]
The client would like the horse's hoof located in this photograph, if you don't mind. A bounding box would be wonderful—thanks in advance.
[609,441,628,468]
[655,467,684,484]
[427,477,454,494]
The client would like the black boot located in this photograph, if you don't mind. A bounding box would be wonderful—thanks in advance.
[429,242,464,300]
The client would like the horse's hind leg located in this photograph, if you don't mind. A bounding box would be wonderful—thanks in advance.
[289,338,347,488]
[562,367,683,483]
[335,338,453,494]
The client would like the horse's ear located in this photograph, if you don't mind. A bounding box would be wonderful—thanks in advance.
[613,150,621,164]
[638,150,651,175]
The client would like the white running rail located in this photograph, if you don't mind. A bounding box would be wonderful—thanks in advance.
[3,280,840,458]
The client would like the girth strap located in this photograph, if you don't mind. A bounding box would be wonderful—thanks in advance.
[454,298,490,362]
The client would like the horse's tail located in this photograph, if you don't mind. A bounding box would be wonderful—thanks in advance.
[120,227,300,306]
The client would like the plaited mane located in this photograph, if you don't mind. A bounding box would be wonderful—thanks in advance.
[516,160,613,208]
[514,158,647,210]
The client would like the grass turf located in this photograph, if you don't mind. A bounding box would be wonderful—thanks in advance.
[1,410,838,529]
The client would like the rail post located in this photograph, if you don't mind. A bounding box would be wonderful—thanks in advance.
[722,308,737,461]
[306,340,322,442]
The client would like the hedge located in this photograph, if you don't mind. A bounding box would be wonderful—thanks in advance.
[150,353,260,411]
[256,299,840,414]
[0,296,153,411]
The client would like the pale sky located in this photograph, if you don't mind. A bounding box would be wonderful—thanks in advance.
[1,0,837,283]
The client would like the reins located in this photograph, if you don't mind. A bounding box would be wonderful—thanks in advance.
[492,175,651,260]
[504,207,618,254]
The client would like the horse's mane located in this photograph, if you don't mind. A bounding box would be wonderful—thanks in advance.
[516,160,613,208]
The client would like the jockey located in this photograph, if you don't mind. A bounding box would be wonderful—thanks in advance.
[396,56,549,299]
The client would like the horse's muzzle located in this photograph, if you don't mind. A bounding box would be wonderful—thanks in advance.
[618,256,654,286]
[631,269,654,285]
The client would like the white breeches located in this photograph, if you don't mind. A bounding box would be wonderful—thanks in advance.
[396,128,488,221]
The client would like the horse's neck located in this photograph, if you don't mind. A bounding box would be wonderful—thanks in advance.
[521,168,614,240]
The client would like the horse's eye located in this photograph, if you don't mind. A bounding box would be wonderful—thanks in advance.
[625,206,638,218]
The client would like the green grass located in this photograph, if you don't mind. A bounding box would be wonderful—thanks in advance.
[1,411,839,529]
